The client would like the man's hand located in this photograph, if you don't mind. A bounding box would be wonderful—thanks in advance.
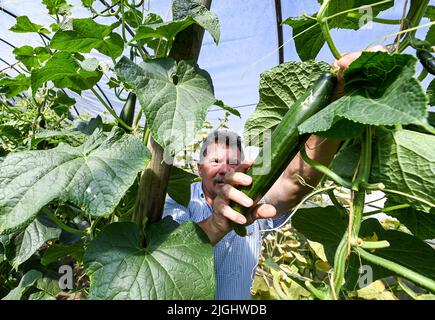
[200,46,389,246]
[331,45,388,99]
[198,162,276,245]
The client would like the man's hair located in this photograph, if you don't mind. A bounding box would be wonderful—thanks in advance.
[198,129,244,164]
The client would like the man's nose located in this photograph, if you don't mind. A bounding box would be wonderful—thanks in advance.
[218,162,234,174]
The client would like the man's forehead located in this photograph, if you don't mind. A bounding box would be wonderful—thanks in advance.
[205,143,240,157]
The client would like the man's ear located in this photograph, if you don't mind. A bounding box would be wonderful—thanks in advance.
[197,163,203,176]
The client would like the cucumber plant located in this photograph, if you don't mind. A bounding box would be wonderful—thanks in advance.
[0,0,221,300]
[0,0,434,300]
[244,0,435,299]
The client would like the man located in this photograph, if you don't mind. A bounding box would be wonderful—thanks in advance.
[163,46,386,299]
[164,128,298,299]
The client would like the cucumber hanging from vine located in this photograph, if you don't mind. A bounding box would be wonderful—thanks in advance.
[231,72,337,237]
[118,92,137,132]
[417,50,435,75]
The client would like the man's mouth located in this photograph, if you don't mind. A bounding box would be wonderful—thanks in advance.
[213,177,225,185]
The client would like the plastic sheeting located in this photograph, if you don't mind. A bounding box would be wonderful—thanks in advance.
[0,0,432,134]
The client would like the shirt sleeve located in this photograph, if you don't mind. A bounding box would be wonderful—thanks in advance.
[256,196,291,233]
[162,195,191,225]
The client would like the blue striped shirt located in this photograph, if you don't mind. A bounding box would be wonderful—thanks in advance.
[163,182,288,300]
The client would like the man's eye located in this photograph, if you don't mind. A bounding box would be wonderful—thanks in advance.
[212,159,219,164]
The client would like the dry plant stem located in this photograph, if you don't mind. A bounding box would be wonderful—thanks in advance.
[132,0,212,240]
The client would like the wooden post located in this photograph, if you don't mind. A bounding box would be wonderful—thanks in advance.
[133,0,213,233]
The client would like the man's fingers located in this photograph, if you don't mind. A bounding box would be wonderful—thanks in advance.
[214,197,247,224]
[250,204,276,220]
[235,161,253,173]
[366,45,388,53]
[219,184,254,207]
[223,171,252,186]
[337,51,362,69]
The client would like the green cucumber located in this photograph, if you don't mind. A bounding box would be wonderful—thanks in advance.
[417,50,435,75]
[119,92,137,132]
[231,72,336,236]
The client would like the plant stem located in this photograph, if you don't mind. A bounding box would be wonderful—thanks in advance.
[347,13,401,25]
[397,0,430,53]
[327,190,348,215]
[357,239,390,249]
[350,192,365,244]
[317,0,341,59]
[90,87,133,131]
[397,278,420,299]
[305,281,328,300]
[367,21,435,51]
[354,247,435,293]
[393,0,409,50]
[143,126,151,145]
[364,203,411,216]
[120,0,127,42]
[352,126,372,191]
[365,185,435,209]
[133,108,143,130]
[331,127,372,298]
[42,207,86,236]
[325,0,393,22]
[418,68,428,81]
[372,17,402,24]
[331,235,348,297]
[300,147,352,189]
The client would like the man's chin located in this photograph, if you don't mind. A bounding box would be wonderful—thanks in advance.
[213,182,224,191]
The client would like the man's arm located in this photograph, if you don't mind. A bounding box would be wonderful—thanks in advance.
[198,46,387,245]
[264,136,340,215]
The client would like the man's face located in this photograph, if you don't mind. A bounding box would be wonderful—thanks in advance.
[198,142,241,200]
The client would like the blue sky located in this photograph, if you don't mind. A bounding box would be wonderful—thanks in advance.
[0,0,433,136]
[198,0,434,135]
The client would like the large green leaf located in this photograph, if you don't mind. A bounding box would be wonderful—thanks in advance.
[173,0,220,44]
[31,51,102,94]
[84,219,215,299]
[0,74,30,98]
[356,218,435,281]
[13,46,50,70]
[9,16,50,34]
[371,129,435,213]
[2,270,42,300]
[133,1,219,54]
[167,166,197,207]
[41,241,84,266]
[124,8,144,29]
[0,127,150,234]
[292,206,347,264]
[12,213,61,268]
[299,52,429,137]
[330,143,361,180]
[50,18,124,59]
[214,100,241,118]
[42,0,68,15]
[293,205,435,290]
[323,0,394,30]
[115,57,215,156]
[389,206,435,241]
[282,17,324,62]
[35,271,62,297]
[284,0,393,60]
[132,18,196,44]
[28,291,56,300]
[244,60,330,145]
